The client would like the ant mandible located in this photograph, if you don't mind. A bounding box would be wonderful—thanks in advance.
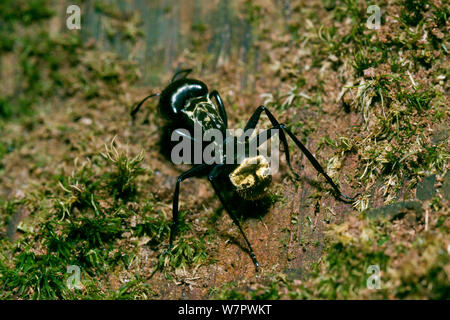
[131,69,357,271]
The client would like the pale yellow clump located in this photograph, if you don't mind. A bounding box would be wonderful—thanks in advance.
[229,155,272,200]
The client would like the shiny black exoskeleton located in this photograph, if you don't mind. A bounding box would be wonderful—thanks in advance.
[131,69,357,272]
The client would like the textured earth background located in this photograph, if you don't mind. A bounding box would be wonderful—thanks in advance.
[0,0,448,299]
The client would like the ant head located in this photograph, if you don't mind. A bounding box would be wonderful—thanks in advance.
[159,78,209,120]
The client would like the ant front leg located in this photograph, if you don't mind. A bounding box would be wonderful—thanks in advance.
[208,164,260,271]
[245,106,357,203]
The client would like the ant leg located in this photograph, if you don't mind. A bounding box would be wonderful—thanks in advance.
[243,106,297,178]
[209,90,228,128]
[208,164,260,271]
[279,124,357,202]
[169,164,209,248]
[246,107,358,202]
[171,68,193,82]
[148,164,208,279]
[248,124,282,147]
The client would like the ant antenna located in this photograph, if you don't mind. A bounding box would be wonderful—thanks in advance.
[130,93,160,119]
[171,68,193,82]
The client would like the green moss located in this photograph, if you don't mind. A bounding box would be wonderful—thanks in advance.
[311,242,389,299]
[400,0,428,26]
[101,140,145,201]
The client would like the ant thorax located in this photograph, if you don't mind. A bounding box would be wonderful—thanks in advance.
[181,96,225,132]
[229,155,272,200]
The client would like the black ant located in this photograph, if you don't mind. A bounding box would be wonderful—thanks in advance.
[131,69,357,272]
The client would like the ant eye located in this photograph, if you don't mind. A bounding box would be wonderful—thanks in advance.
[229,155,272,200]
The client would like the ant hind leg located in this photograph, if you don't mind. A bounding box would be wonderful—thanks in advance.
[208,164,261,271]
